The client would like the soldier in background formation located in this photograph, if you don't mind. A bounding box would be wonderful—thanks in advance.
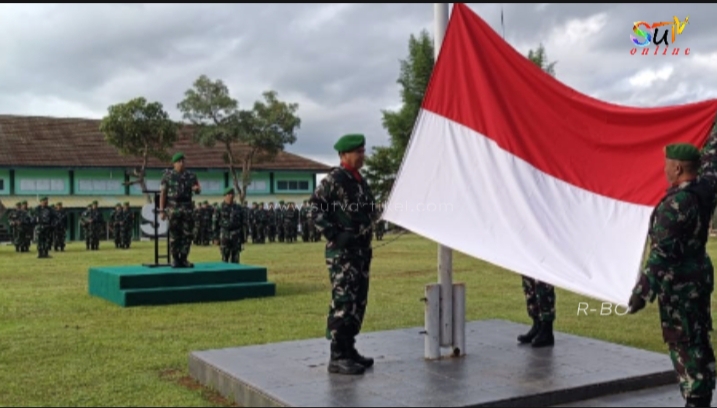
[53,202,67,251]
[8,201,34,252]
[109,202,134,249]
[212,187,245,263]
[4,199,68,254]
[192,201,214,246]
[81,201,104,250]
[34,196,56,258]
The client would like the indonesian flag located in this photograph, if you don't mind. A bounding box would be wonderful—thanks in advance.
[382,3,717,306]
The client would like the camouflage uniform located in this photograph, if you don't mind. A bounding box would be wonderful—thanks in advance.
[276,202,285,242]
[629,140,717,408]
[309,133,377,376]
[283,203,299,243]
[34,199,56,258]
[300,201,310,242]
[202,202,214,245]
[53,203,67,251]
[517,277,556,347]
[121,203,134,249]
[87,202,104,250]
[19,201,33,252]
[374,204,385,241]
[160,156,200,267]
[8,203,20,251]
[110,204,123,248]
[213,189,245,263]
[266,203,277,242]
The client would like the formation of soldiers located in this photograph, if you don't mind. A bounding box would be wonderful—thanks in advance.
[4,199,68,257]
[189,200,387,245]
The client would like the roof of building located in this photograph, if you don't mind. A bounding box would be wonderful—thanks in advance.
[0,114,331,172]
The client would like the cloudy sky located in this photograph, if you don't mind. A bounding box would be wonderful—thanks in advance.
[0,3,714,167]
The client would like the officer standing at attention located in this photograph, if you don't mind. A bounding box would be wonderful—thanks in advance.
[629,141,717,408]
[159,152,201,268]
[212,187,245,263]
[34,197,56,259]
[309,133,377,376]
[517,277,556,348]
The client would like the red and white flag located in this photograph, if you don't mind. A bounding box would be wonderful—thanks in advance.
[382,3,717,306]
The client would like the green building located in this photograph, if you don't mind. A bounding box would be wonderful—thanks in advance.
[0,115,330,242]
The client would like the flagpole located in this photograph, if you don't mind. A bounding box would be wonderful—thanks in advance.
[434,2,455,353]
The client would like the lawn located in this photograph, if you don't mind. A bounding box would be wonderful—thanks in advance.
[1,233,715,406]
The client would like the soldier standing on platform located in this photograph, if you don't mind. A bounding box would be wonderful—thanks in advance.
[212,187,245,263]
[159,152,201,268]
[34,197,56,259]
[53,202,67,251]
[110,203,123,248]
[121,202,133,249]
[309,133,377,376]
[629,141,717,408]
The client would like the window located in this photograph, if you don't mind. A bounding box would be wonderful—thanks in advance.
[245,180,267,192]
[276,180,310,191]
[202,180,223,193]
[78,179,122,192]
[19,178,65,192]
[0,179,4,191]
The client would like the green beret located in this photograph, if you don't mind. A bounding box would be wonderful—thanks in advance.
[116,202,121,207]
[56,202,63,206]
[92,201,98,205]
[172,152,185,163]
[21,201,27,205]
[40,197,48,202]
[334,133,366,153]
[279,200,285,205]
[124,202,129,206]
[223,187,235,195]
[15,202,20,206]
[665,143,700,162]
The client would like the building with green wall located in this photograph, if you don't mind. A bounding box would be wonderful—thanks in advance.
[0,115,331,242]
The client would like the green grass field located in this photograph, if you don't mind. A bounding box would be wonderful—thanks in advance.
[1,233,716,406]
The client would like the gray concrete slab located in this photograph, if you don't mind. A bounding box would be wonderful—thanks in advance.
[554,385,684,407]
[188,319,677,407]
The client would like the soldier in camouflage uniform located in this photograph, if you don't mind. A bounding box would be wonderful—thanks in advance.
[110,203,123,248]
[242,201,250,244]
[517,278,556,347]
[87,201,104,250]
[34,197,56,258]
[53,202,67,251]
[276,201,285,242]
[159,152,201,268]
[121,202,133,249]
[8,202,20,251]
[202,201,214,245]
[192,201,201,245]
[284,202,299,243]
[80,204,92,250]
[374,202,385,241]
[629,141,717,408]
[309,134,377,376]
[266,202,277,242]
[19,201,33,252]
[300,201,310,242]
[212,187,245,263]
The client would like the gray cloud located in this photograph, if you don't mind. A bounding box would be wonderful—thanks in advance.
[0,3,715,167]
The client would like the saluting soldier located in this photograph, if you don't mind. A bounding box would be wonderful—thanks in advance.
[309,134,377,376]
[212,187,245,263]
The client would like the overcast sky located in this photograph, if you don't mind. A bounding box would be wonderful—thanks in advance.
[0,3,714,168]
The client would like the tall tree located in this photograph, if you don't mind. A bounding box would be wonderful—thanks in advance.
[364,29,435,201]
[177,75,301,204]
[527,43,557,76]
[99,97,178,203]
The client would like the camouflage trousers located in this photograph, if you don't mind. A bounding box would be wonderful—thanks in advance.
[325,246,372,341]
[121,224,133,247]
[219,229,242,263]
[522,276,556,322]
[35,225,53,253]
[168,205,194,257]
[669,336,716,400]
[284,224,297,240]
[53,227,66,248]
[88,224,101,245]
[113,223,122,245]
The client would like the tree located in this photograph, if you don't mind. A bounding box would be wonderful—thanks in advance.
[177,75,301,204]
[364,29,435,201]
[527,43,557,76]
[99,97,178,204]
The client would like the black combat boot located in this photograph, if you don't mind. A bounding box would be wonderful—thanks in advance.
[230,252,240,264]
[347,338,374,368]
[222,253,229,263]
[181,254,194,268]
[328,340,365,375]
[171,254,182,268]
[518,318,540,344]
[531,320,555,348]
[685,393,712,407]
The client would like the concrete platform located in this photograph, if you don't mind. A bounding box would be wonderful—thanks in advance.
[188,319,677,407]
[554,385,683,407]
